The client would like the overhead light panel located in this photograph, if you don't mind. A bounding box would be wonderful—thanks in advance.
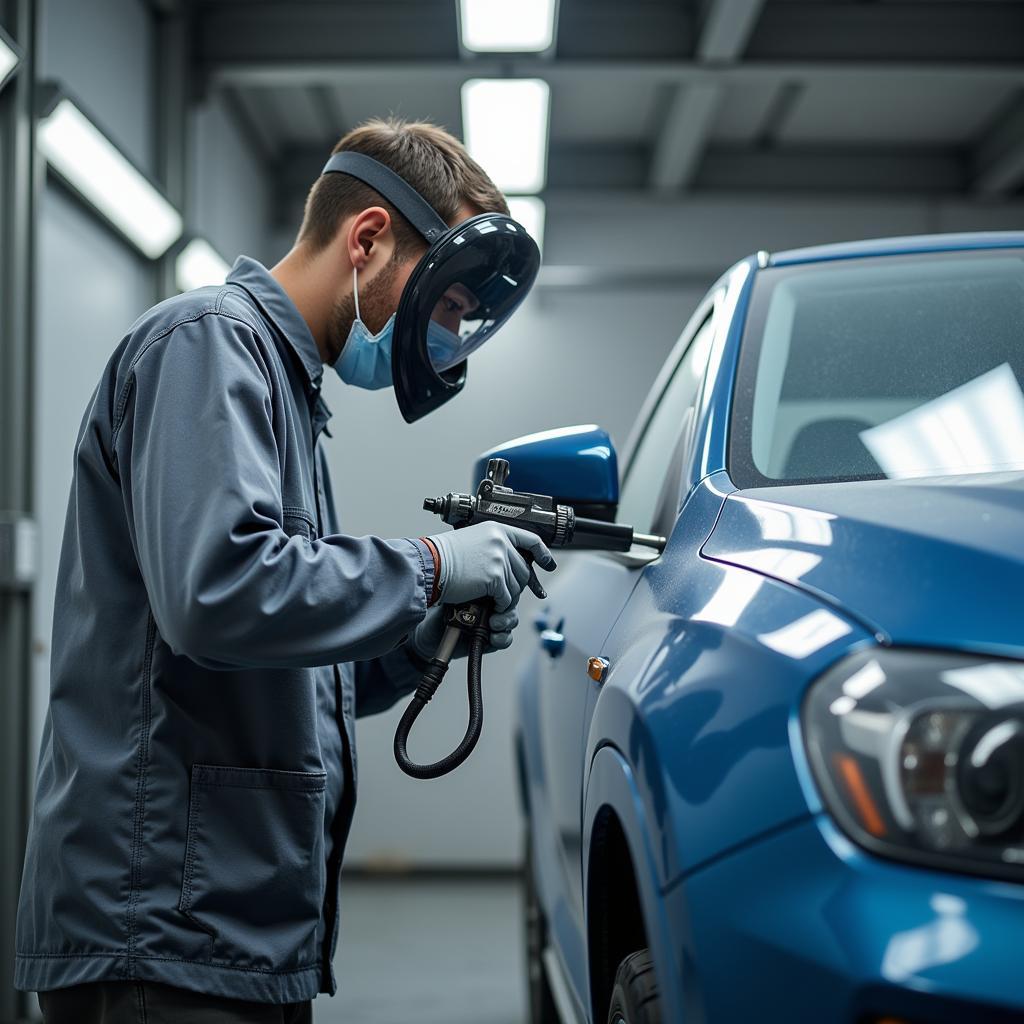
[462,78,550,193]
[0,28,20,92]
[38,97,183,259]
[459,0,557,52]
[175,238,231,293]
[507,196,545,254]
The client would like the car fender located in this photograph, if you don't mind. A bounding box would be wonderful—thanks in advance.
[583,743,688,1024]
[584,553,878,890]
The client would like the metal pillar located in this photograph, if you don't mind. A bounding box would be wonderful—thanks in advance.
[0,0,38,1020]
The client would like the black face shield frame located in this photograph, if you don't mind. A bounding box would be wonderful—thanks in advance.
[320,152,541,423]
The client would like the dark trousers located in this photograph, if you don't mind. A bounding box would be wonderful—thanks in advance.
[37,980,314,1024]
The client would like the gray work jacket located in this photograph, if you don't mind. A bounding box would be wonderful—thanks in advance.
[15,256,436,1004]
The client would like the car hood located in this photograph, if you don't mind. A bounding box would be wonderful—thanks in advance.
[702,472,1024,658]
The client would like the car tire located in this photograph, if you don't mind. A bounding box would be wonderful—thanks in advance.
[523,831,560,1024]
[607,949,662,1024]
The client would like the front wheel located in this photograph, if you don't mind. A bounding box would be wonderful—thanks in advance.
[607,949,661,1024]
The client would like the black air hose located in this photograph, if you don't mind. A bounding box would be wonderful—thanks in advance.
[393,621,489,780]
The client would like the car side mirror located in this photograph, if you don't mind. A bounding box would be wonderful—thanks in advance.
[473,425,619,522]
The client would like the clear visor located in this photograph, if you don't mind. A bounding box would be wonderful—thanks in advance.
[427,282,494,372]
[390,212,540,422]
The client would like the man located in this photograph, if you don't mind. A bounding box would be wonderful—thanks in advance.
[15,118,554,1023]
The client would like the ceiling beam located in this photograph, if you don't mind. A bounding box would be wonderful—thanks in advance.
[197,1,459,68]
[973,90,1024,196]
[197,1,1024,69]
[696,146,966,195]
[697,0,767,62]
[647,0,766,192]
[209,59,1024,92]
[747,2,1024,63]
[270,140,971,224]
[649,83,722,192]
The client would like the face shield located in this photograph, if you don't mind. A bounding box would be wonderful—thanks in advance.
[320,152,541,423]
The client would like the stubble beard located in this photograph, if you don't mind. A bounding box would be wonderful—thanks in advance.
[326,257,401,366]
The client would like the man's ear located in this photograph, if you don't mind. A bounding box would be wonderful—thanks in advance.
[346,207,394,271]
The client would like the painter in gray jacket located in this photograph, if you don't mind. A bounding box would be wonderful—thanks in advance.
[15,119,547,1014]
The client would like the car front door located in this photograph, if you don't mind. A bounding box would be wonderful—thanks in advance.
[534,293,721,1001]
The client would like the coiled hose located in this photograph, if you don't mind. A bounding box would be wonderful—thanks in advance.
[393,619,490,780]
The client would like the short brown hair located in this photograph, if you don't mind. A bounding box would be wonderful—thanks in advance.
[297,117,509,258]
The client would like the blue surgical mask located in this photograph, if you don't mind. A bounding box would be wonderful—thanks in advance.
[426,320,465,372]
[334,266,395,390]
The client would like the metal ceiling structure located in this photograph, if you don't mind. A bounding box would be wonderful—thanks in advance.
[183,1,1024,227]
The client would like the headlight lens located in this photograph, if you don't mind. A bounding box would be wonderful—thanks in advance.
[803,648,1024,879]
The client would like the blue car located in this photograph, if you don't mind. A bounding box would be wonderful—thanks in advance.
[478,233,1024,1024]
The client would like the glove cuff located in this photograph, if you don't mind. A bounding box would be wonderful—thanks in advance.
[419,536,442,606]
[426,532,451,603]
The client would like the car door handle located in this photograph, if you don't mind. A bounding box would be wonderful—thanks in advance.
[539,618,565,658]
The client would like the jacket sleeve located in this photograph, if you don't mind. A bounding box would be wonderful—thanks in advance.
[114,313,430,670]
[353,643,427,717]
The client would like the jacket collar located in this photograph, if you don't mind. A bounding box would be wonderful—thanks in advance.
[226,256,324,392]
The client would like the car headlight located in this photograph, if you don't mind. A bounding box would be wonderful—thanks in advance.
[803,648,1024,880]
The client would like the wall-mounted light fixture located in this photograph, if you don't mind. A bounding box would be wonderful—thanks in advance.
[174,237,230,293]
[37,87,183,259]
[0,25,21,93]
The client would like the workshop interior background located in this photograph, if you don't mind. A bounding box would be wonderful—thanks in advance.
[2,1,1024,1022]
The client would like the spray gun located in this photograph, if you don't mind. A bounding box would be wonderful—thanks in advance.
[393,458,666,780]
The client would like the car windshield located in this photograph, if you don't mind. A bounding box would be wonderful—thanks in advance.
[730,248,1024,486]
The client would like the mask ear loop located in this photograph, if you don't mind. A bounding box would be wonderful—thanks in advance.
[352,265,362,325]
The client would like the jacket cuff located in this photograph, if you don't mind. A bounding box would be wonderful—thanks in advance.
[409,537,439,607]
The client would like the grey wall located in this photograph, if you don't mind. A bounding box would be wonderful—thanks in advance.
[41,0,153,171]
[30,0,159,771]
[190,92,273,265]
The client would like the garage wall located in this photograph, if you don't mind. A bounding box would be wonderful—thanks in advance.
[29,0,275,778]
[29,0,159,768]
[190,92,273,265]
[40,0,153,171]
[280,188,1024,868]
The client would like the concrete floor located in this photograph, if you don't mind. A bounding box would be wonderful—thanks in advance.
[315,876,526,1024]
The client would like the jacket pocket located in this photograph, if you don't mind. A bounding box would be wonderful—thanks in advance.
[178,764,326,970]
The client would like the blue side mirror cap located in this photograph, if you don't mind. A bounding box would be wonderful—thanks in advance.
[473,425,619,518]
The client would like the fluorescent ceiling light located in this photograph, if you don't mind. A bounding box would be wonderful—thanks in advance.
[462,78,550,193]
[459,0,556,52]
[38,98,183,259]
[0,31,19,91]
[507,195,545,254]
[175,238,230,293]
